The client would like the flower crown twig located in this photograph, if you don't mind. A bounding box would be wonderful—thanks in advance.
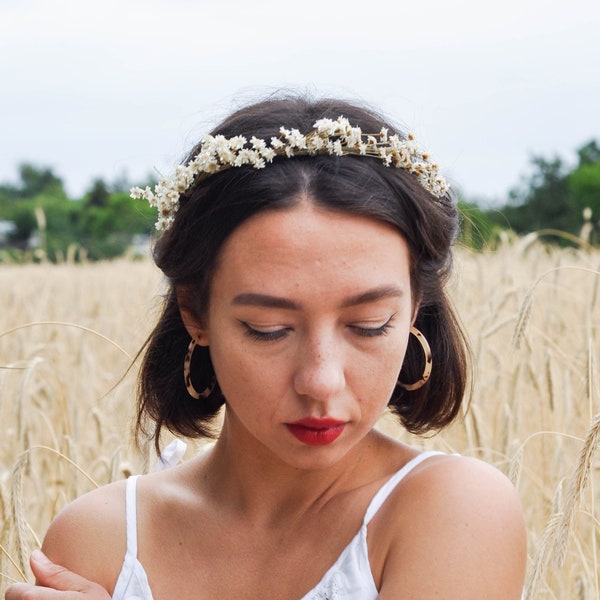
[131,116,449,232]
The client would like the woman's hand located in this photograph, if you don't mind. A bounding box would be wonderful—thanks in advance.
[5,550,110,600]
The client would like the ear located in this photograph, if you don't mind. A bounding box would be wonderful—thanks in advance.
[177,289,210,346]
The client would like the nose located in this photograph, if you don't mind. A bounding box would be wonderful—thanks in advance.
[293,333,346,402]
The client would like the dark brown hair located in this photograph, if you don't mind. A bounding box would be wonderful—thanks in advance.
[137,94,470,451]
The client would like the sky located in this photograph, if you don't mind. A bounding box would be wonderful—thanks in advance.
[1,0,599,206]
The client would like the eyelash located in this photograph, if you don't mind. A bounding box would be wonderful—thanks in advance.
[241,314,396,342]
[243,325,289,342]
[350,314,396,338]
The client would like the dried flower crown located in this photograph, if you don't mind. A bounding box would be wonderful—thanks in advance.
[131,116,449,232]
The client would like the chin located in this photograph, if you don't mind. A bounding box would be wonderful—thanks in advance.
[274,438,363,472]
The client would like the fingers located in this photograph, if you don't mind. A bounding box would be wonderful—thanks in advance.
[5,581,75,599]
[4,551,110,599]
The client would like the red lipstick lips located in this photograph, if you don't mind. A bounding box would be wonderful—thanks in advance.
[286,417,346,446]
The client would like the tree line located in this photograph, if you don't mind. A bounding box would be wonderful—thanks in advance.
[462,139,600,249]
[0,167,156,261]
[1,139,599,261]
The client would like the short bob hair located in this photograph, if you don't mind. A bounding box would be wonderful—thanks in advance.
[137,94,470,450]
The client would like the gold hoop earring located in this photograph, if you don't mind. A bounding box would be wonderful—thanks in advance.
[397,326,432,391]
[183,339,216,399]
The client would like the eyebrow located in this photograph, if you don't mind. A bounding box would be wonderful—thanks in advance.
[340,285,405,308]
[232,293,299,310]
[232,285,405,310]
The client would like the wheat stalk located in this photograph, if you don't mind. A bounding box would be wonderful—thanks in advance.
[1,249,599,596]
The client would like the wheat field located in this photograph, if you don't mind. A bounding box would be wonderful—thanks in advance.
[0,239,599,598]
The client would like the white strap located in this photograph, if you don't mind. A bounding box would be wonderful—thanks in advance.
[363,451,444,525]
[125,475,139,556]
[124,440,186,559]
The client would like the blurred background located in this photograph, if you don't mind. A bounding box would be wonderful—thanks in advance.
[1,0,599,259]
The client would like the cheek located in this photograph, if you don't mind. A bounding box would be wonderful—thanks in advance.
[209,334,286,406]
[351,336,410,406]
[210,343,251,398]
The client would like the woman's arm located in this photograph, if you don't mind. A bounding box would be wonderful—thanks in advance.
[5,481,127,600]
[378,456,527,599]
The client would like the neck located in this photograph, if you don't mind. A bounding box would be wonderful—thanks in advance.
[197,411,382,528]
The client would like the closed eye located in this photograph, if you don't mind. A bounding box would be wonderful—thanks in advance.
[240,321,290,342]
[349,313,396,338]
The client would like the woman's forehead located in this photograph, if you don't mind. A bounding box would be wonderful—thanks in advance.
[212,203,412,301]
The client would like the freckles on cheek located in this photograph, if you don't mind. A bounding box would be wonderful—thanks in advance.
[350,369,388,410]
[218,343,266,394]
[366,352,405,405]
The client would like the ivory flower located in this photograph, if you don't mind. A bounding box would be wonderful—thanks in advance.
[131,116,449,232]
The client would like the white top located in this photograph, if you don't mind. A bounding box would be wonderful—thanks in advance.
[111,450,443,600]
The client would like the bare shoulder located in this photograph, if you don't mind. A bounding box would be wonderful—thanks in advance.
[376,454,526,600]
[41,479,128,593]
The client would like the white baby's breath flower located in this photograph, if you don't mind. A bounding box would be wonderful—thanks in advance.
[130,186,150,200]
[133,117,449,231]
[209,135,234,162]
[334,117,351,136]
[229,136,247,150]
[345,126,363,148]
[261,147,277,162]
[404,134,420,156]
[233,148,253,167]
[379,148,393,166]
[203,159,220,174]
[287,129,307,149]
[307,135,326,153]
[314,118,336,135]
[332,140,344,156]
[251,136,267,152]
[388,135,405,152]
[247,150,265,169]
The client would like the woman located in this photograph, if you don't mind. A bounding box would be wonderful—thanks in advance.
[6,95,526,599]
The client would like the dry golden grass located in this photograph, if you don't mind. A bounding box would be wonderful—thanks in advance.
[1,240,599,598]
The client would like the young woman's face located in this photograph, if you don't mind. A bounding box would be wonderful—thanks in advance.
[189,200,415,469]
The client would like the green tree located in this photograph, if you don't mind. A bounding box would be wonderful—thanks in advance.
[508,156,572,232]
[568,161,600,243]
[38,195,81,257]
[76,190,155,259]
[486,140,600,244]
[577,140,600,167]
[16,164,67,199]
[3,200,37,246]
[85,178,111,208]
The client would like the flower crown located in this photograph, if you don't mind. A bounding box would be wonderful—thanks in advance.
[131,116,449,232]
